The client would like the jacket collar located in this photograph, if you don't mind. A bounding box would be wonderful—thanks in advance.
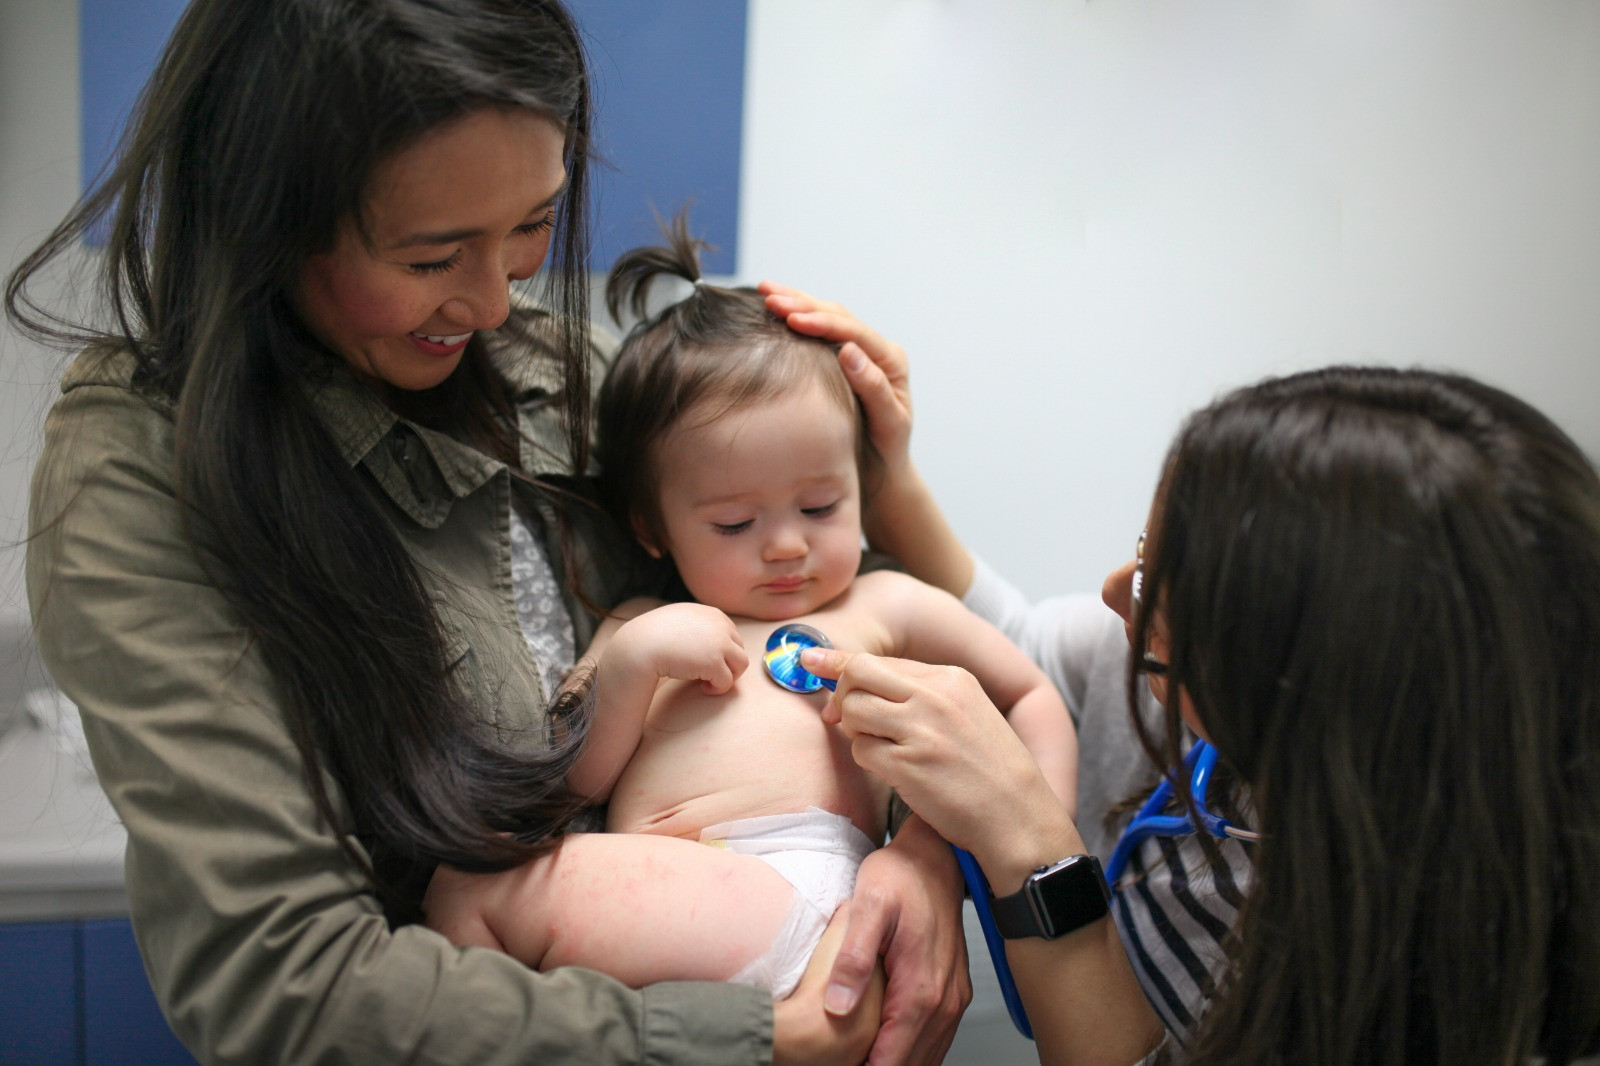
[301,306,573,527]
[60,301,580,530]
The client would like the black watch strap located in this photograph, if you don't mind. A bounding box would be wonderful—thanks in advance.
[990,854,1111,940]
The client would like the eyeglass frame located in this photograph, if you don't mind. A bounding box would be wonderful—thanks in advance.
[1130,529,1169,677]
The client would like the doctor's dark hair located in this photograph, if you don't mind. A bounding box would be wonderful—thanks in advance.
[1131,366,1600,1065]
[597,214,875,550]
[7,0,598,915]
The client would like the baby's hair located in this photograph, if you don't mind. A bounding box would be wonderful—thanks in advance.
[598,212,874,549]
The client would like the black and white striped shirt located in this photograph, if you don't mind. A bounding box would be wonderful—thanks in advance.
[1111,825,1252,1038]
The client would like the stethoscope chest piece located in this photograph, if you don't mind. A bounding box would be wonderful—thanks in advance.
[763,623,836,692]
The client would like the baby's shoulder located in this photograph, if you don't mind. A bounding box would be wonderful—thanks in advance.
[834,571,960,641]
[848,568,951,609]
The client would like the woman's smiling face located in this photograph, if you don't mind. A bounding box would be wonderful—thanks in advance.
[295,107,567,394]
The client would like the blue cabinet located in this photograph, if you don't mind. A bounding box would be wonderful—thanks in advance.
[0,918,197,1066]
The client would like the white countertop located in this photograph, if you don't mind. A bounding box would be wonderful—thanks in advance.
[0,689,128,922]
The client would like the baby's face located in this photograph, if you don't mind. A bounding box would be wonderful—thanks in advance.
[643,381,863,621]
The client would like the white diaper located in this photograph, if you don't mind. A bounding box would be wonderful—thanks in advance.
[698,807,878,1000]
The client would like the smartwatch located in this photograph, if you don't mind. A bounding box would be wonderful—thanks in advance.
[989,854,1111,940]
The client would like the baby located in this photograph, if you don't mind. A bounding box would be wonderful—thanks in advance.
[425,221,1077,1000]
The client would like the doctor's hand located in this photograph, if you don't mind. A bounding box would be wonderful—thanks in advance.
[803,647,1072,874]
[759,281,912,473]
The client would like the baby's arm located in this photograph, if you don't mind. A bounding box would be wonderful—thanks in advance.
[863,571,1079,815]
[565,599,749,801]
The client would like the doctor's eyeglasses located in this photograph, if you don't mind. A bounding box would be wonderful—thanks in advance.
[1131,529,1168,678]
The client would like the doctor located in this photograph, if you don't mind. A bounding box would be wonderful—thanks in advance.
[766,286,1600,1066]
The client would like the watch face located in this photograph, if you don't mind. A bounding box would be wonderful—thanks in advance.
[1027,854,1110,939]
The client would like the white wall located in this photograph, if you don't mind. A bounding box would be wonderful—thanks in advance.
[0,0,79,629]
[739,0,1600,599]
[4,0,1599,622]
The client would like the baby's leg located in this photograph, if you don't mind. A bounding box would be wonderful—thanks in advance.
[424,832,796,988]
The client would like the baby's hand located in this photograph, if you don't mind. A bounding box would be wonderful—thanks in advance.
[612,603,749,695]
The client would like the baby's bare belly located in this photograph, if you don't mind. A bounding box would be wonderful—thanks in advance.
[603,674,890,846]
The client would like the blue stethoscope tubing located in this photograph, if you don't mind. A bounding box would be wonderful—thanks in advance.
[953,845,1034,1040]
[1104,738,1256,886]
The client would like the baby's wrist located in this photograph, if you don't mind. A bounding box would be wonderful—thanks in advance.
[602,624,659,684]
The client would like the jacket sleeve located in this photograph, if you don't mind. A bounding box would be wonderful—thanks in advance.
[25,383,771,1065]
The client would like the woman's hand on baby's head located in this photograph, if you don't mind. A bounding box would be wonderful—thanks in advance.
[613,603,749,695]
[759,281,912,473]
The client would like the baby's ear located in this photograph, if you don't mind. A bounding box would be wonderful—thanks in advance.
[632,514,665,559]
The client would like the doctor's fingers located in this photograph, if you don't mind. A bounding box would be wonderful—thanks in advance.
[760,286,909,382]
[792,311,909,402]
[834,660,993,744]
[758,279,850,316]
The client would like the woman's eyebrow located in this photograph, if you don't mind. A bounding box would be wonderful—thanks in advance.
[389,179,570,249]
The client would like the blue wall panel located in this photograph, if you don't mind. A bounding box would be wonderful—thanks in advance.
[81,918,198,1065]
[0,921,80,1065]
[79,0,748,271]
[568,0,747,273]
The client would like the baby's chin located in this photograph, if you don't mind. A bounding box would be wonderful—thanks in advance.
[714,589,844,624]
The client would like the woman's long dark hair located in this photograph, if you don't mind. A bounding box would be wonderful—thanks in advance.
[1131,366,1600,1064]
[7,0,600,916]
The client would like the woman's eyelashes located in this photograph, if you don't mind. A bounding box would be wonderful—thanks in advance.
[409,250,463,275]
[515,211,556,237]
[406,212,556,274]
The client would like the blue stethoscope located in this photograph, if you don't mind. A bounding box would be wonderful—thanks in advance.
[764,624,1259,1041]
[1104,737,1261,886]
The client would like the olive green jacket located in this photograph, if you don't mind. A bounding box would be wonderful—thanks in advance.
[25,313,771,1064]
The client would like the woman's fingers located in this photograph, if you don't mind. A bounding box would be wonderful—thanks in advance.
[781,309,909,392]
[807,650,991,765]
[773,902,883,1065]
[757,279,851,315]
[806,648,1056,858]
[757,282,908,391]
[839,342,912,465]
[759,280,914,470]
[803,648,928,739]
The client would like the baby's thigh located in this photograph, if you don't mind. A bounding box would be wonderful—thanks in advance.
[434,833,798,987]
